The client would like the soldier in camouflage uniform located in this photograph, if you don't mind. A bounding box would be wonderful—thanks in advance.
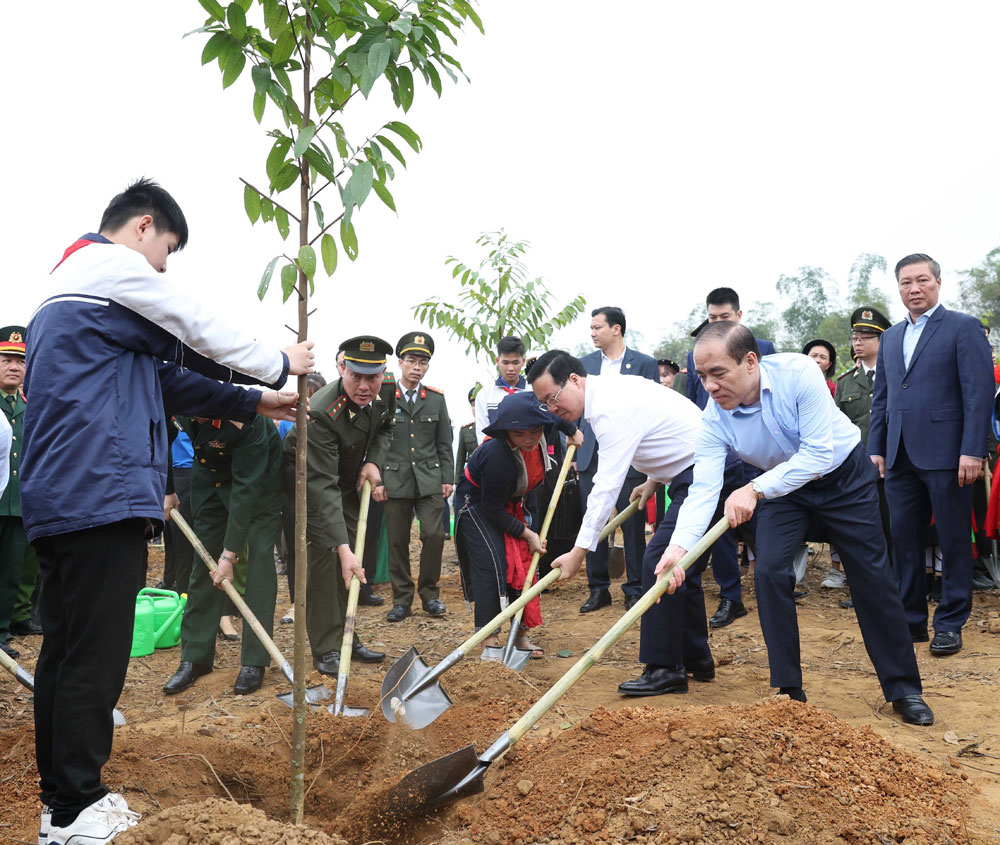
[283,335,392,675]
[384,332,455,621]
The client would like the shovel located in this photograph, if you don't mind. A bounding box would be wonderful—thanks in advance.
[387,515,731,817]
[329,481,372,717]
[482,445,577,670]
[0,646,127,727]
[381,491,652,730]
[984,460,1000,585]
[170,511,332,708]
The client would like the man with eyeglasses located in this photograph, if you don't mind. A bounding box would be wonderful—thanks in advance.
[384,332,455,622]
[529,350,743,696]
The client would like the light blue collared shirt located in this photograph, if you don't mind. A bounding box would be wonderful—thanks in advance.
[902,302,940,370]
[671,353,862,551]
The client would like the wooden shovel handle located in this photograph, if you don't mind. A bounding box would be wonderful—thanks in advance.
[334,481,372,711]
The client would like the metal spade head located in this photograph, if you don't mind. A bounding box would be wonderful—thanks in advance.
[329,702,370,717]
[275,683,333,709]
[387,743,488,818]
[381,646,453,729]
[480,641,532,672]
[112,708,127,727]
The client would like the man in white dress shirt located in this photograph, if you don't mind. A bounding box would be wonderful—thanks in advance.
[528,350,743,695]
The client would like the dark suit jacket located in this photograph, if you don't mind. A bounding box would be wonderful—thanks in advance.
[687,337,775,409]
[868,306,993,470]
[576,347,658,472]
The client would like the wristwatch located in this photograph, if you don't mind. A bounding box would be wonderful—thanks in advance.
[750,481,765,501]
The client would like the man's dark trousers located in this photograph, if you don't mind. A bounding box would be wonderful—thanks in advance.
[754,444,921,700]
[639,458,742,667]
[0,515,26,643]
[163,466,193,593]
[33,519,147,827]
[386,494,445,608]
[885,437,973,634]
[579,457,646,601]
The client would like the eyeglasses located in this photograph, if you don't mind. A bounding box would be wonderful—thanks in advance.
[539,381,567,412]
[850,333,878,341]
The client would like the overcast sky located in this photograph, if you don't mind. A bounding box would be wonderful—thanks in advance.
[8,1,1000,424]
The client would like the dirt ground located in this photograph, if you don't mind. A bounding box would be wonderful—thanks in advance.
[3,537,1000,844]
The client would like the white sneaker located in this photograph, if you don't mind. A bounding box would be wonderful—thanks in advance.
[47,794,140,844]
[820,568,846,590]
[38,805,52,844]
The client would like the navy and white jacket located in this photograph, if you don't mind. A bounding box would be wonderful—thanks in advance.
[21,234,290,542]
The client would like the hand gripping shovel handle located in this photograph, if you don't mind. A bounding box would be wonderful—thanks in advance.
[332,480,372,716]
[170,510,294,684]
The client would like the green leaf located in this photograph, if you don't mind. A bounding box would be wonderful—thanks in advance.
[274,205,291,239]
[280,263,297,302]
[226,2,247,40]
[321,233,338,275]
[425,61,442,97]
[259,198,274,222]
[313,201,325,231]
[394,65,414,112]
[556,649,572,658]
[368,40,391,78]
[244,184,261,223]
[346,51,367,78]
[257,255,281,300]
[305,148,337,182]
[273,162,299,193]
[293,124,317,158]
[341,219,358,261]
[358,65,376,98]
[221,50,246,89]
[252,90,266,122]
[559,720,573,730]
[198,0,226,22]
[385,120,422,153]
[347,161,374,206]
[201,32,228,65]
[315,0,340,15]
[389,14,412,34]
[251,64,271,94]
[372,179,396,212]
[297,244,317,280]
[272,29,297,64]
[375,134,406,167]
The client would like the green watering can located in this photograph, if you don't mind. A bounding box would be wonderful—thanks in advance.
[130,596,156,658]
[137,587,188,649]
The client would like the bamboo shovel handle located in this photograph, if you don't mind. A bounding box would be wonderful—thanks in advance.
[506,516,732,746]
[598,499,641,544]
[456,568,563,654]
[335,481,373,696]
[171,511,289,672]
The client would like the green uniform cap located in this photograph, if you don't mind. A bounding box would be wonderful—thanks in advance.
[0,326,26,357]
[338,335,393,374]
[395,331,434,359]
[850,306,891,335]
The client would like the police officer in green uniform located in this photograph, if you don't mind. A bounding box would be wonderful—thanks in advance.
[163,414,283,695]
[283,335,392,675]
[835,306,892,445]
[455,387,479,486]
[384,332,455,621]
[0,326,30,658]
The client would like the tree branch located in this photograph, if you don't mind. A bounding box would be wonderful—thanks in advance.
[307,210,346,246]
[239,178,301,223]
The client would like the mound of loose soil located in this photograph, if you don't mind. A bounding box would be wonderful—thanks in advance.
[448,699,974,844]
[116,798,347,844]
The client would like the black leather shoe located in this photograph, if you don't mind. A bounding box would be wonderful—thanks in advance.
[930,630,962,656]
[580,588,612,613]
[618,665,688,696]
[623,595,639,611]
[685,657,715,682]
[315,651,340,675]
[910,627,929,643]
[352,643,386,663]
[709,598,747,628]
[839,598,855,609]
[233,665,264,695]
[972,575,996,591]
[164,661,212,695]
[358,585,385,606]
[779,686,807,703]
[423,599,446,617]
[11,618,43,636]
[387,605,411,622]
[892,695,934,725]
[0,640,19,660]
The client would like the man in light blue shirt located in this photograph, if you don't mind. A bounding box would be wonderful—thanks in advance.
[658,322,932,725]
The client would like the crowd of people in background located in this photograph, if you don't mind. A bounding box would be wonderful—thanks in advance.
[2,176,1000,843]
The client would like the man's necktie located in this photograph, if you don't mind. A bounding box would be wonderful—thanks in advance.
[867,369,875,389]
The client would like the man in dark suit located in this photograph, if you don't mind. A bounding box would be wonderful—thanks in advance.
[577,306,658,611]
[869,254,994,656]
[685,288,776,627]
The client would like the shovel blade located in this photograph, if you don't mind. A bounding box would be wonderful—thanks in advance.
[481,645,532,673]
[329,703,370,717]
[381,647,452,730]
[112,709,127,727]
[387,743,487,818]
[275,683,332,709]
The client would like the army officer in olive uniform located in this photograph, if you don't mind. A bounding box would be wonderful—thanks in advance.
[283,335,392,675]
[384,332,455,621]
[163,414,283,695]
[835,307,893,445]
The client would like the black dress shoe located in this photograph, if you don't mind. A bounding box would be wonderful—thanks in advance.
[0,640,19,660]
[623,595,639,611]
[839,598,855,609]
[386,605,411,622]
[164,661,212,695]
[233,665,265,695]
[352,643,386,663]
[423,599,446,617]
[910,627,929,643]
[11,618,43,636]
[685,657,715,682]
[358,585,385,606]
[580,588,612,613]
[315,651,340,675]
[709,598,747,628]
[778,686,807,703]
[892,695,934,725]
[930,630,962,656]
[618,665,688,696]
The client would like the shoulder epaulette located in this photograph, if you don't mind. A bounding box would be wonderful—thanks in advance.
[461,421,475,429]
[326,396,348,421]
[837,368,855,381]
[382,372,396,384]
[424,384,444,395]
